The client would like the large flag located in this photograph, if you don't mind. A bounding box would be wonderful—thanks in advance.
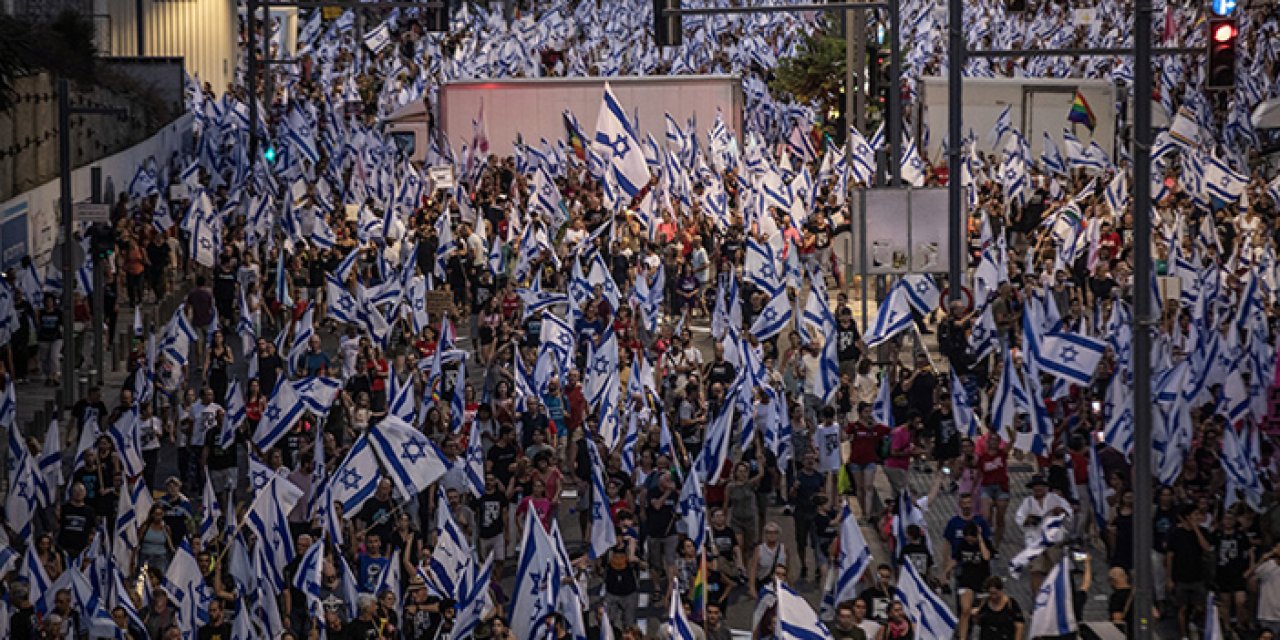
[1037,331,1106,386]
[678,469,707,551]
[510,510,561,640]
[367,415,450,499]
[749,287,793,341]
[594,83,650,196]
[864,281,914,348]
[163,543,211,634]
[19,545,51,612]
[244,475,305,591]
[832,505,872,606]
[776,579,831,640]
[252,377,305,450]
[291,539,325,623]
[1029,555,1078,638]
[668,587,700,640]
[895,558,958,640]
[587,438,617,559]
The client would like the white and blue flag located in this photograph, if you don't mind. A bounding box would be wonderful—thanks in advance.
[1029,555,1078,638]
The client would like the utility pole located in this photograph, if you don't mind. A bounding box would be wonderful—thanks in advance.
[886,0,902,184]
[946,0,961,301]
[1130,0,1155,636]
[57,78,126,409]
[90,169,105,387]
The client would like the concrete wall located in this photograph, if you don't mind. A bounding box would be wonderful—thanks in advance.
[0,111,193,270]
[100,0,238,93]
[0,72,166,202]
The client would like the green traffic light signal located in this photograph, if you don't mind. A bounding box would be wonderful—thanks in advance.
[263,145,278,164]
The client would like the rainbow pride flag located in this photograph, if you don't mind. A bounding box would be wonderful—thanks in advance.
[1068,90,1096,132]
[689,548,707,623]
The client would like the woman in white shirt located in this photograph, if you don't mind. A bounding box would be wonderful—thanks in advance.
[139,402,166,489]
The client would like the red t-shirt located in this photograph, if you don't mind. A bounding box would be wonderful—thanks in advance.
[977,435,1010,490]
[845,420,889,465]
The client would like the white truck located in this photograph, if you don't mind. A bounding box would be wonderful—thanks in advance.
[918,76,1119,164]
[385,75,744,164]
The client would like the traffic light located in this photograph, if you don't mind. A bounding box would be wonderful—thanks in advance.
[1206,17,1237,90]
[425,0,451,32]
[869,47,890,110]
[89,224,115,260]
[653,0,682,48]
[263,144,278,165]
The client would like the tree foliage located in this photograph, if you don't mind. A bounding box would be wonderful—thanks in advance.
[0,10,98,112]
[769,26,846,121]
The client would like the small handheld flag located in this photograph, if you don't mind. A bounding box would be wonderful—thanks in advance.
[1067,91,1097,132]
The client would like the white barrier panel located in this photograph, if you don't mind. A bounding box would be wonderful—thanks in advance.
[0,112,193,270]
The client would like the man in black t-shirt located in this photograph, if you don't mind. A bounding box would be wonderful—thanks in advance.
[57,483,98,558]
[356,479,397,545]
[835,309,864,377]
[486,427,520,485]
[195,598,231,640]
[1166,504,1211,639]
[858,564,896,622]
[644,470,679,588]
[474,472,509,577]
[709,508,744,578]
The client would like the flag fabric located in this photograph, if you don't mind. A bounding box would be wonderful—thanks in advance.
[1037,331,1106,386]
[678,469,707,551]
[749,287,793,341]
[832,505,872,606]
[1067,90,1096,131]
[19,544,52,612]
[872,371,895,428]
[864,282,914,348]
[252,377,305,450]
[668,587,700,640]
[199,469,221,545]
[1009,513,1068,577]
[291,539,325,622]
[324,435,383,515]
[775,579,831,640]
[244,475,304,591]
[163,543,211,634]
[949,370,981,437]
[1029,555,1078,638]
[895,556,958,640]
[587,438,618,558]
[368,415,451,499]
[594,82,650,196]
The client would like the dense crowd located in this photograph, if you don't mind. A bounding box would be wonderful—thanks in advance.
[3,1,1280,640]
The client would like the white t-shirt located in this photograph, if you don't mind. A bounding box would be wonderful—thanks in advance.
[1256,559,1280,622]
[192,402,224,448]
[815,423,843,472]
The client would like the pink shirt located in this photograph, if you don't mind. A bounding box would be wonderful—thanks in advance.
[885,426,913,470]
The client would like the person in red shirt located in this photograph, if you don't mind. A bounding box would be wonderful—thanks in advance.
[563,370,588,439]
[845,402,890,522]
[976,431,1011,547]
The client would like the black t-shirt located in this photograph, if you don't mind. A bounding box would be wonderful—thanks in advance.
[1167,526,1208,583]
[196,622,233,640]
[258,354,285,394]
[357,497,396,543]
[475,491,508,540]
[742,447,778,494]
[955,539,991,590]
[58,502,98,555]
[346,619,379,640]
[603,546,640,596]
[1152,507,1177,553]
[900,541,933,579]
[644,489,677,538]
[573,436,593,483]
[711,525,738,562]
[835,322,862,362]
[858,585,894,622]
[1214,529,1251,577]
[205,437,237,471]
[1108,588,1134,633]
[486,442,519,484]
[975,598,1025,640]
[707,360,736,387]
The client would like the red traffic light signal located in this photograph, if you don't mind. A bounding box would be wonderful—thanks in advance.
[1212,21,1236,42]
[1206,17,1237,90]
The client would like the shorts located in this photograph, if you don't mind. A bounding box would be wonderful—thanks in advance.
[980,484,1010,502]
[847,462,876,473]
[1216,573,1246,593]
[479,533,506,560]
[1173,581,1207,608]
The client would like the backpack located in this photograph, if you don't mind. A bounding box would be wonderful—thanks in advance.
[877,432,893,461]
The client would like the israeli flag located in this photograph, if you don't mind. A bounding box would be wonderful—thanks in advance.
[668,587,700,640]
[593,82,651,196]
[950,370,981,437]
[464,419,485,499]
[902,274,940,314]
[831,505,872,605]
[1009,513,1068,577]
[244,475,304,591]
[750,287,793,341]
[163,543,211,633]
[19,534,51,608]
[776,579,831,640]
[1029,555,1078,638]
[864,282,914,348]
[1204,154,1248,202]
[199,469,222,546]
[695,401,735,485]
[1037,331,1106,387]
[872,371,895,427]
[368,415,451,499]
[895,556,957,640]
[988,105,1012,148]
[252,377,304,451]
[1040,132,1066,175]
[587,438,617,558]
[678,469,707,551]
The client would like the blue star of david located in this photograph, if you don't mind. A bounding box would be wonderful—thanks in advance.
[540,184,554,199]
[916,280,931,294]
[252,470,269,489]
[1006,169,1017,181]
[591,502,604,520]
[528,571,543,597]
[884,309,898,324]
[557,333,573,350]
[971,325,988,343]
[401,440,428,464]
[15,478,31,501]
[340,467,363,491]
[855,144,870,157]
[199,237,213,249]
[1059,345,1078,363]
[265,405,282,422]
[910,158,923,170]
[339,297,355,312]
[609,134,631,158]
[194,582,213,604]
[762,307,779,324]
[592,358,611,376]
[760,264,776,280]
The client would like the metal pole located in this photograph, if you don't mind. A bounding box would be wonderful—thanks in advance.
[136,0,145,56]
[852,11,866,135]
[58,79,76,410]
[964,45,1203,58]
[247,0,260,164]
[946,0,962,302]
[1131,0,1154,636]
[843,8,857,297]
[91,168,104,387]
[886,0,902,185]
